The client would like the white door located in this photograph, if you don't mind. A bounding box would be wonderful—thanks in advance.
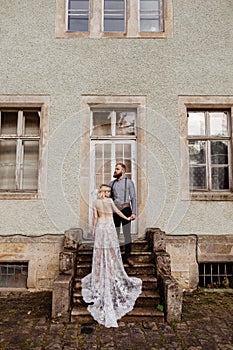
[89,108,137,234]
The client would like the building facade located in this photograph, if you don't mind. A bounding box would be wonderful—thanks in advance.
[0,0,233,290]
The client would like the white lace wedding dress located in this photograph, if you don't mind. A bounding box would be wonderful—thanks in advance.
[81,200,142,328]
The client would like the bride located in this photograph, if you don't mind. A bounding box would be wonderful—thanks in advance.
[81,184,142,328]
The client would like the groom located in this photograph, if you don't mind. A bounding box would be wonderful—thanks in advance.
[109,162,136,266]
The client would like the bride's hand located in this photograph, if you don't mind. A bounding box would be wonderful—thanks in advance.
[127,217,131,221]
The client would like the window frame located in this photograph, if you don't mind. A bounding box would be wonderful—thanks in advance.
[55,0,173,39]
[0,95,49,200]
[179,96,233,201]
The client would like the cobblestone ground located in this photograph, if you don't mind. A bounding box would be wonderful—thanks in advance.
[0,289,233,350]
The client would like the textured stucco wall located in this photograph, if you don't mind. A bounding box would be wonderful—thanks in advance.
[1,0,233,237]
[0,235,63,289]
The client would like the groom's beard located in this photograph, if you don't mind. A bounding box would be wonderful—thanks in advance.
[113,172,123,179]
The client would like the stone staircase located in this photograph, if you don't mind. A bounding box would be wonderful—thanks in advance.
[70,238,164,323]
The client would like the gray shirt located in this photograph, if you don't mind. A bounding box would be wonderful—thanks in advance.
[109,176,136,215]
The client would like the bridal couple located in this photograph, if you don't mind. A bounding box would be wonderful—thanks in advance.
[81,162,142,328]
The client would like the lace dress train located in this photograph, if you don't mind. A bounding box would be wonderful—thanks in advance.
[81,219,142,328]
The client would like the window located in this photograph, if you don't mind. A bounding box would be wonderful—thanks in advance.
[91,108,137,188]
[179,96,233,201]
[140,0,163,32]
[56,0,173,38]
[90,107,137,233]
[188,110,231,192]
[104,0,126,32]
[67,0,90,32]
[199,262,233,288]
[0,262,28,288]
[0,96,49,199]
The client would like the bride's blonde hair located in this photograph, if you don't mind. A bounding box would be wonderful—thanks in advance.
[97,184,111,199]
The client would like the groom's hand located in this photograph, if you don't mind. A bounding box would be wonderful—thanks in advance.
[130,214,136,220]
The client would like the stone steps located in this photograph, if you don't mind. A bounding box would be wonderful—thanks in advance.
[76,262,156,278]
[71,306,164,323]
[71,238,164,323]
[78,250,153,264]
[74,275,158,291]
[73,289,160,308]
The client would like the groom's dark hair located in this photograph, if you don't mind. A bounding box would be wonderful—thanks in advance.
[116,162,126,171]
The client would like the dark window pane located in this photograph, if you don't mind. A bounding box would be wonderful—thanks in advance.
[104,0,125,32]
[92,111,112,136]
[22,141,39,190]
[189,166,206,190]
[68,0,89,32]
[116,111,136,135]
[24,111,40,136]
[189,141,206,165]
[140,0,160,11]
[104,18,125,32]
[140,18,160,32]
[211,141,228,165]
[68,0,89,10]
[0,140,16,190]
[140,0,162,32]
[211,167,229,190]
[68,16,89,32]
[0,263,28,288]
[105,0,125,10]
[1,111,18,135]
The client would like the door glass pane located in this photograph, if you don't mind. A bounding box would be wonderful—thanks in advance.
[1,112,18,135]
[124,143,131,158]
[95,159,103,174]
[211,141,228,165]
[104,144,111,158]
[68,0,89,32]
[211,167,229,190]
[95,174,103,188]
[0,140,16,190]
[116,144,123,159]
[24,111,40,136]
[189,166,206,190]
[95,144,103,158]
[140,0,162,32]
[104,0,125,32]
[209,112,228,136]
[22,141,39,190]
[116,110,136,136]
[189,141,206,165]
[92,111,112,136]
[104,159,111,184]
[188,112,206,136]
[95,144,112,187]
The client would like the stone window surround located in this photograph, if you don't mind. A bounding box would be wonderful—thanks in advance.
[179,95,233,201]
[55,0,173,39]
[0,95,49,200]
[79,95,147,236]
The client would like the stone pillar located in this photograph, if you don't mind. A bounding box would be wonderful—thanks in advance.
[161,275,183,323]
[52,228,83,320]
[146,227,166,252]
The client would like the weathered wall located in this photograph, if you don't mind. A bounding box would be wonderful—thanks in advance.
[166,235,199,289]
[1,1,233,237]
[166,235,233,290]
[0,235,63,289]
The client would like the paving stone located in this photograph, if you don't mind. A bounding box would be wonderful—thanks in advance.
[0,290,233,349]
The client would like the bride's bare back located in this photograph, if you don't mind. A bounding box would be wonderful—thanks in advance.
[94,198,129,223]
